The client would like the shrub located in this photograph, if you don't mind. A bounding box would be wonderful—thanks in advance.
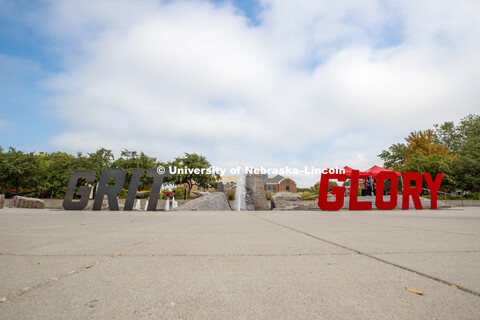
[299,191,315,199]
[423,193,480,200]
[172,187,186,199]
[118,190,127,199]
[463,192,480,200]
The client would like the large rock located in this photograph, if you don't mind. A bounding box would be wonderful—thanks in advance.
[9,196,45,209]
[174,192,231,211]
[245,174,270,210]
[0,194,4,209]
[271,192,304,211]
[11,195,18,208]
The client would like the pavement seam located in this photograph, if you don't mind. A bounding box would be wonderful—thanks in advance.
[252,214,480,298]
[366,250,480,255]
[90,253,353,257]
[2,251,479,257]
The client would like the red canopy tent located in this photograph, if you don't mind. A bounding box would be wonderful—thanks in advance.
[343,166,370,179]
[364,165,401,179]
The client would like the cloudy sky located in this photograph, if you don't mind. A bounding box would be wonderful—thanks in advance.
[1,0,479,187]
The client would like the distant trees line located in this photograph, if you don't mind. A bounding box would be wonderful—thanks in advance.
[0,148,219,198]
[1,114,478,198]
[378,114,479,195]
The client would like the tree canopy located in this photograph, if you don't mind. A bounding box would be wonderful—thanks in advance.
[378,114,479,192]
[0,147,218,199]
[167,153,220,196]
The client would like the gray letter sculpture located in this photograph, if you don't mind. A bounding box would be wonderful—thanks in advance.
[93,169,126,211]
[63,170,95,210]
[146,168,172,211]
[124,168,142,211]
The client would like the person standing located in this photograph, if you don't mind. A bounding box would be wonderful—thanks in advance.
[367,176,373,196]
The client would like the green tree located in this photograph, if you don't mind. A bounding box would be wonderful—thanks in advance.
[433,121,460,154]
[0,147,42,192]
[167,153,219,196]
[379,124,461,192]
[113,150,162,191]
[403,152,455,191]
[455,151,480,192]
[310,180,338,194]
[310,182,319,195]
[457,114,480,145]
[39,151,79,197]
[429,114,479,192]
[453,115,480,192]
[84,148,115,197]
[328,180,339,192]
[87,148,114,176]
[378,143,407,170]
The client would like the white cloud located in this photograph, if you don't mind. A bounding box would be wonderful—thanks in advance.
[19,0,480,186]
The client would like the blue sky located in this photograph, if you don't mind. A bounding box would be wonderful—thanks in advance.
[1,0,479,187]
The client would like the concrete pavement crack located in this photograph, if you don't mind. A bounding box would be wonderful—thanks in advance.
[1,251,478,257]
[0,237,162,304]
[252,214,480,298]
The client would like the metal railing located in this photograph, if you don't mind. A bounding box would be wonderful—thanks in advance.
[422,188,465,206]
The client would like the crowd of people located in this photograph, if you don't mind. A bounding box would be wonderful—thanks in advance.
[362,176,377,196]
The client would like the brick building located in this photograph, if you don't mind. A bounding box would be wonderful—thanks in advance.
[177,175,297,195]
[264,175,297,193]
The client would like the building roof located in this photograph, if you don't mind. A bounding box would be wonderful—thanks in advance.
[265,175,285,184]
[218,175,238,183]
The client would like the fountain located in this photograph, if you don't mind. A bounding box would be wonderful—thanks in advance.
[235,165,246,211]
[172,196,178,209]
[164,197,170,211]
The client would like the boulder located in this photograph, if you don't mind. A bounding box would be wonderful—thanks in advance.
[12,196,20,208]
[11,195,18,208]
[9,196,44,209]
[173,192,231,211]
[0,194,5,209]
[245,174,270,210]
[11,195,20,208]
[26,198,33,208]
[35,199,45,209]
[271,193,304,211]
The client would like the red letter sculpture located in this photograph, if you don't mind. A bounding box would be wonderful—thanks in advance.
[402,172,423,210]
[318,173,346,211]
[349,170,372,210]
[423,173,444,209]
[375,171,398,210]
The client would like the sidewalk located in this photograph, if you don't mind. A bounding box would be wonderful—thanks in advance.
[0,208,479,319]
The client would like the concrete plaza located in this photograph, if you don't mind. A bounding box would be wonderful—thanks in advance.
[0,208,479,319]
